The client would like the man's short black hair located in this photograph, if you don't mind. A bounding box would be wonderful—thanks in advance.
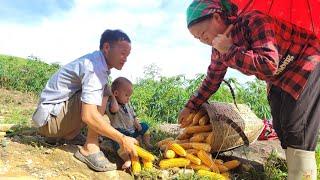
[99,29,131,50]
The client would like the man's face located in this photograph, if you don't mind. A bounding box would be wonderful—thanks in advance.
[188,13,226,46]
[103,40,131,70]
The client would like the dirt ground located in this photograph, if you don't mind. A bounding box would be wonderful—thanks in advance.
[0,88,286,179]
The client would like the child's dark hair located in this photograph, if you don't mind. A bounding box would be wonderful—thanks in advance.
[99,29,131,50]
[111,77,132,92]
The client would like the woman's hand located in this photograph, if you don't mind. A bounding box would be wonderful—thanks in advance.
[178,107,193,126]
[212,34,233,54]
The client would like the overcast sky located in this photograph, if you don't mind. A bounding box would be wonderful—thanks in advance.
[0,0,254,83]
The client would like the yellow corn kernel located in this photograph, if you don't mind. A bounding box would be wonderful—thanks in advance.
[165,149,176,159]
[131,156,141,175]
[135,144,155,161]
[223,160,240,170]
[186,153,201,165]
[197,150,219,173]
[197,169,226,180]
[169,143,187,157]
[159,158,190,169]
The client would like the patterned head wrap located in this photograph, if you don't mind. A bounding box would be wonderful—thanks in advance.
[186,0,238,27]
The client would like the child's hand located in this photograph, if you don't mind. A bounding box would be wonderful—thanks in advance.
[212,34,233,54]
[135,123,142,131]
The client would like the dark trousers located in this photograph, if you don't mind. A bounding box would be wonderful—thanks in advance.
[112,122,149,150]
[268,64,320,151]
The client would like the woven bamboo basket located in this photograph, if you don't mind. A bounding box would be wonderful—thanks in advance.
[201,102,264,153]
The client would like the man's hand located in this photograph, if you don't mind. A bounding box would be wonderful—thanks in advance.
[178,107,193,126]
[212,34,233,54]
[120,135,138,158]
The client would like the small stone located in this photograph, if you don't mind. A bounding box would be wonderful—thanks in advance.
[44,149,53,154]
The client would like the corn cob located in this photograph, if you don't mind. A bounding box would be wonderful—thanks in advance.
[217,164,229,173]
[156,137,174,147]
[168,143,187,156]
[142,159,153,170]
[176,131,191,140]
[191,109,206,125]
[206,132,215,145]
[178,142,193,149]
[198,115,210,126]
[223,160,240,170]
[188,163,211,171]
[176,139,190,144]
[186,153,201,165]
[165,149,176,159]
[221,172,231,180]
[159,158,190,169]
[135,144,155,161]
[131,156,141,175]
[181,112,196,128]
[191,142,211,152]
[197,150,219,173]
[186,149,199,155]
[197,169,226,180]
[184,125,212,134]
[212,159,224,165]
[190,134,205,142]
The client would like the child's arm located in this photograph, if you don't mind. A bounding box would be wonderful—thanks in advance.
[109,94,120,113]
[134,118,142,131]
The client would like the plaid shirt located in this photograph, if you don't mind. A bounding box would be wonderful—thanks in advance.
[186,10,320,110]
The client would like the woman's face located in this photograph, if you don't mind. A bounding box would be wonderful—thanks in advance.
[188,13,227,46]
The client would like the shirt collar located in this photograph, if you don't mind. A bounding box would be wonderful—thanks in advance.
[98,50,110,75]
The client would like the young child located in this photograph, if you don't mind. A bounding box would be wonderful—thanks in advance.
[179,1,320,179]
[105,77,152,168]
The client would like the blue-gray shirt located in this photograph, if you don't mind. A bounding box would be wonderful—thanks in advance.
[32,50,110,127]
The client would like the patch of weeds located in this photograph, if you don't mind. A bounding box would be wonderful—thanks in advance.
[264,150,287,180]
[236,167,265,180]
[3,107,33,126]
[175,172,207,180]
[135,168,162,179]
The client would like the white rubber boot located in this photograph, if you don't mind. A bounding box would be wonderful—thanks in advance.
[286,147,317,180]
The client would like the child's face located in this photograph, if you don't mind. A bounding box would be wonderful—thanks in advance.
[103,40,131,70]
[188,13,227,46]
[114,83,133,104]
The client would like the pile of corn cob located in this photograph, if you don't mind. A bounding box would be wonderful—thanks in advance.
[156,109,241,179]
[132,144,156,174]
